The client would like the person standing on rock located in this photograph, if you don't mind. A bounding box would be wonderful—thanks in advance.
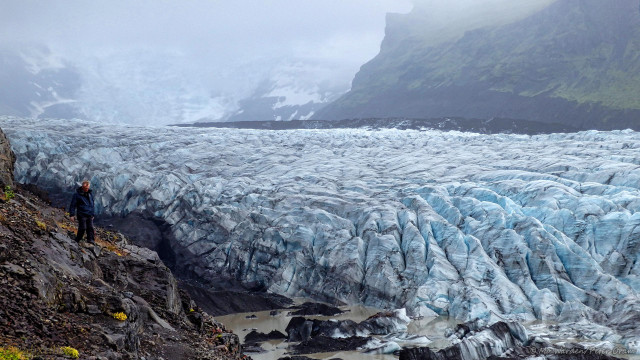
[68,180,95,243]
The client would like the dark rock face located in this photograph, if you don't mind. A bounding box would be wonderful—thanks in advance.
[244,330,287,344]
[0,128,14,188]
[97,212,178,270]
[180,281,293,316]
[0,137,246,359]
[285,309,410,343]
[316,0,640,131]
[289,335,370,355]
[278,356,325,360]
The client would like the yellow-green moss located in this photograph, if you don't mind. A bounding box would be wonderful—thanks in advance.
[0,346,28,360]
[60,346,78,359]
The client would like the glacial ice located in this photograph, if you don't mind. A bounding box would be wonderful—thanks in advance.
[2,117,640,350]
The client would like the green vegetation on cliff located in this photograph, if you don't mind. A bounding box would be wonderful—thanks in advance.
[317,0,640,130]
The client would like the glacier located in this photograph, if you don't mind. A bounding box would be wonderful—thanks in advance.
[1,116,639,351]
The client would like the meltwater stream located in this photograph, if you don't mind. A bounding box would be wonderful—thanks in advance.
[217,304,460,360]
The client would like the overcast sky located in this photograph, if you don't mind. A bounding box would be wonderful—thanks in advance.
[1,1,413,69]
[0,1,416,123]
[2,0,562,124]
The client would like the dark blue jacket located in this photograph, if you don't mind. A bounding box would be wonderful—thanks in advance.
[69,187,95,217]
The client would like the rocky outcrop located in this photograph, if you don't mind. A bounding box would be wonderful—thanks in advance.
[244,330,286,344]
[0,189,246,359]
[288,335,370,355]
[316,0,640,131]
[0,128,14,188]
[0,129,245,358]
[285,309,410,343]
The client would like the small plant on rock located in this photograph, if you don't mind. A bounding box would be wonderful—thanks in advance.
[60,346,79,359]
[35,220,47,231]
[112,312,127,321]
[0,346,28,360]
[3,186,14,200]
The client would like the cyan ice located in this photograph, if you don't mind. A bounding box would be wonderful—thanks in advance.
[2,116,639,350]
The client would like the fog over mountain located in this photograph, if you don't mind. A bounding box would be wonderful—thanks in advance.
[7,0,620,127]
[0,0,411,124]
[317,0,640,130]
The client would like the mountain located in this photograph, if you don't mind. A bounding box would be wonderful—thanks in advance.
[0,45,82,119]
[0,45,347,125]
[202,60,346,123]
[315,0,640,130]
[3,116,640,354]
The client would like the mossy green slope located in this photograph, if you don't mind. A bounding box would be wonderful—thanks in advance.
[317,0,640,130]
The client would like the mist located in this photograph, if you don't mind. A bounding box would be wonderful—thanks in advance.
[1,0,558,125]
[1,1,414,124]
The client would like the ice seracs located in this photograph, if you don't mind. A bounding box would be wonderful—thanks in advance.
[1,116,639,352]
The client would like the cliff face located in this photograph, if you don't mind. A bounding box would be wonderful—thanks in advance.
[316,0,640,130]
[0,128,243,359]
[0,128,14,188]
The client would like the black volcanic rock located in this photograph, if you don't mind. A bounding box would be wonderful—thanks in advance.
[0,128,245,359]
[179,281,293,316]
[0,128,14,188]
[289,335,370,355]
[285,310,410,343]
[288,302,344,316]
[244,329,287,344]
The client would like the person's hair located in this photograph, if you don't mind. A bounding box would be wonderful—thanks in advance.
[82,180,90,186]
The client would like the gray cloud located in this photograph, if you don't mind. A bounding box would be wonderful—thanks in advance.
[1,1,414,124]
[1,1,412,63]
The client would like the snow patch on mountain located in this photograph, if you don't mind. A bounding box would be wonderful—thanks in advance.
[1,46,349,124]
[222,60,347,122]
[18,46,67,74]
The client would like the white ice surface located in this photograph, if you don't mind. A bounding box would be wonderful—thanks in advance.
[2,117,639,351]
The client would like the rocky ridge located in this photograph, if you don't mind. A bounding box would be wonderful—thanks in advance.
[0,129,245,359]
[316,0,640,130]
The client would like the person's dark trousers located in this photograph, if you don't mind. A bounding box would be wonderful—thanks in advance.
[76,214,95,243]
